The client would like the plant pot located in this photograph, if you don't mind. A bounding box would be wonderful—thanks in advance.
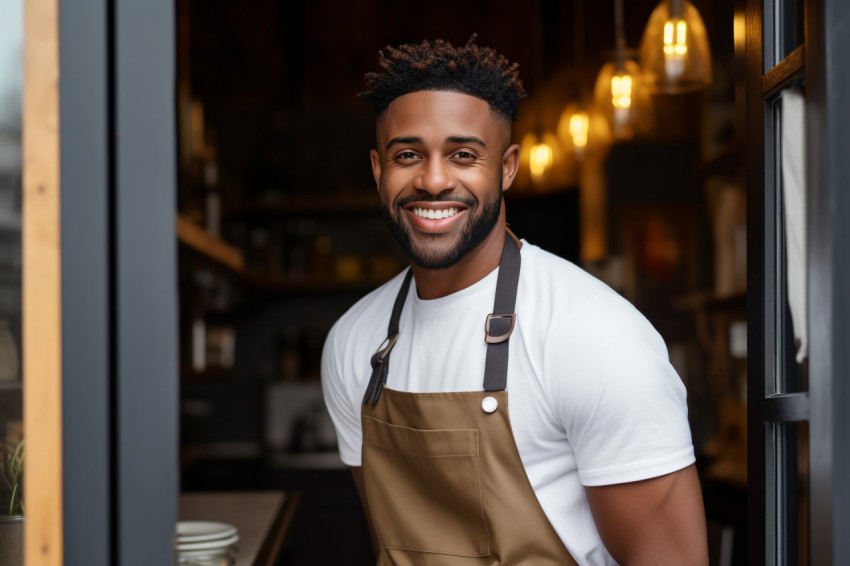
[0,515,23,566]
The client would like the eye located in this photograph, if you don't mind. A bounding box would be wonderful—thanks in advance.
[450,150,478,163]
[394,151,421,163]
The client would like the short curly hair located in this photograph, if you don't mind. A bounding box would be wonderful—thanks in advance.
[360,34,526,123]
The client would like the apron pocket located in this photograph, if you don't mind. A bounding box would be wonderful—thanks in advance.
[362,416,490,557]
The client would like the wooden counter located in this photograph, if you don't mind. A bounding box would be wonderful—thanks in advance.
[179,491,299,566]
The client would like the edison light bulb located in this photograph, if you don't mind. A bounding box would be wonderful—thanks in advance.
[529,141,554,179]
[568,112,589,155]
[663,18,688,78]
[610,73,633,130]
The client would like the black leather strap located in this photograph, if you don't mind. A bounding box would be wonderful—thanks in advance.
[363,269,413,406]
[483,235,520,391]
[362,234,521,406]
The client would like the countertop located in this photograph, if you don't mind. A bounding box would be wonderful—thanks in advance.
[179,491,299,566]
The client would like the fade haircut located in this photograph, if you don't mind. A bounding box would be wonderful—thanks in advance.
[360,34,526,123]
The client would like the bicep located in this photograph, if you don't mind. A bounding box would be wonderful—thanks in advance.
[585,464,708,566]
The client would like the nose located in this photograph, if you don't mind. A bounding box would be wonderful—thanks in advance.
[414,158,455,194]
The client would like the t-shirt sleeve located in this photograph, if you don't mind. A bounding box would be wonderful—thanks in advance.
[321,321,363,467]
[549,293,695,486]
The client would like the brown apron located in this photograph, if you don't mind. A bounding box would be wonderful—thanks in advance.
[361,236,579,566]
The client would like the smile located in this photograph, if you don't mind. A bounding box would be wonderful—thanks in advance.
[411,207,460,220]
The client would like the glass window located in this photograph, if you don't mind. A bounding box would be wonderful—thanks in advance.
[0,0,24,523]
[766,0,805,69]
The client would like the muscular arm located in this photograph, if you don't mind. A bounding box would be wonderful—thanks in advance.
[351,466,379,558]
[585,464,708,566]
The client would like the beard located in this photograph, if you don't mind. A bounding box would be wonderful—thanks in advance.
[379,181,503,270]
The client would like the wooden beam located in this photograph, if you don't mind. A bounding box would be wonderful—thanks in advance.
[762,44,806,99]
[23,0,63,562]
[176,214,244,272]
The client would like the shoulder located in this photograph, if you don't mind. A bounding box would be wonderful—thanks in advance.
[517,243,651,341]
[517,242,678,412]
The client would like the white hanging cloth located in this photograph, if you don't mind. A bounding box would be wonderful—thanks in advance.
[781,89,807,362]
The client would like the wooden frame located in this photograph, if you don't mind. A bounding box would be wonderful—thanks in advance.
[23,0,63,562]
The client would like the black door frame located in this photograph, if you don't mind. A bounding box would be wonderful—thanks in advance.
[746,0,850,564]
[60,0,178,563]
[805,0,850,562]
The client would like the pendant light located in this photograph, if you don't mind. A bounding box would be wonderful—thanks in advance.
[639,0,712,93]
[518,0,559,186]
[592,0,653,139]
[519,129,567,187]
[556,0,611,159]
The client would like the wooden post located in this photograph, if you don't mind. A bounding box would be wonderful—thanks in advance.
[22,0,63,562]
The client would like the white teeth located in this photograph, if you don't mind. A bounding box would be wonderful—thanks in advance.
[413,207,459,220]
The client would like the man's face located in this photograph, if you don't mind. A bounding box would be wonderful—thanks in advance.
[370,90,519,270]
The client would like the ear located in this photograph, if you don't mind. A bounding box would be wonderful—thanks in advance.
[370,149,382,190]
[500,143,521,192]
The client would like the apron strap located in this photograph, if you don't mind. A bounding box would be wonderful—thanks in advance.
[483,234,520,392]
[362,233,521,406]
[363,268,413,406]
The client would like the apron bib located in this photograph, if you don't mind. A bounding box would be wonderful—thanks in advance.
[361,236,579,566]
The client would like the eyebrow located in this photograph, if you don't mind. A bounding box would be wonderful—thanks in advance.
[385,136,422,151]
[385,135,487,151]
[446,136,487,148]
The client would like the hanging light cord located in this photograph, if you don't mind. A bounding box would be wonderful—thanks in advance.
[614,0,626,70]
[573,0,589,103]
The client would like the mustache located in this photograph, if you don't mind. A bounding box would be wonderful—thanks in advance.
[394,194,477,208]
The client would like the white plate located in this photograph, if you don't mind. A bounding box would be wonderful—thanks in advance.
[177,546,236,565]
[177,534,239,552]
[176,521,238,543]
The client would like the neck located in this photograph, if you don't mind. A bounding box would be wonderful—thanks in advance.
[410,206,509,300]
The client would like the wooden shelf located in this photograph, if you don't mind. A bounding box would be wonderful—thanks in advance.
[176,213,244,272]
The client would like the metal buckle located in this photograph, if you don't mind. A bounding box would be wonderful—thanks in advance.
[484,313,516,344]
[375,333,399,361]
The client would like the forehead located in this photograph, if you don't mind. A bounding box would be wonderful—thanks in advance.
[377,90,509,146]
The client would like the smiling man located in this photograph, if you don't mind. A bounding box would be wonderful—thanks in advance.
[321,36,708,566]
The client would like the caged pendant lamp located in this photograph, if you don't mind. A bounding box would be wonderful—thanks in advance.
[639,0,712,93]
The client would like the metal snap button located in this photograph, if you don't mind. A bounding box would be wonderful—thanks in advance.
[481,396,498,413]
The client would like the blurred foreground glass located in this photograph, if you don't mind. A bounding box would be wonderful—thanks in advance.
[0,0,25,563]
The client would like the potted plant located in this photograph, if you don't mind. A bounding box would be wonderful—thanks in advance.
[0,439,23,566]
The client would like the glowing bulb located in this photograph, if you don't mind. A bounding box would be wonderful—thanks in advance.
[663,18,688,78]
[568,112,589,152]
[610,72,633,130]
[611,74,633,109]
[529,142,554,179]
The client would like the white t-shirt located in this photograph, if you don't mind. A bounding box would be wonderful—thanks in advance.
[321,241,695,566]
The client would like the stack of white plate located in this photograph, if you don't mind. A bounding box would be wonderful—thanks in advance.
[176,521,239,565]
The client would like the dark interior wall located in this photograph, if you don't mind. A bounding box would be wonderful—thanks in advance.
[184,0,722,200]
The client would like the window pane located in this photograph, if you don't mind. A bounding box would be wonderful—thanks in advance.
[0,0,24,521]
[777,0,805,62]
[770,421,805,565]
[796,420,809,566]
